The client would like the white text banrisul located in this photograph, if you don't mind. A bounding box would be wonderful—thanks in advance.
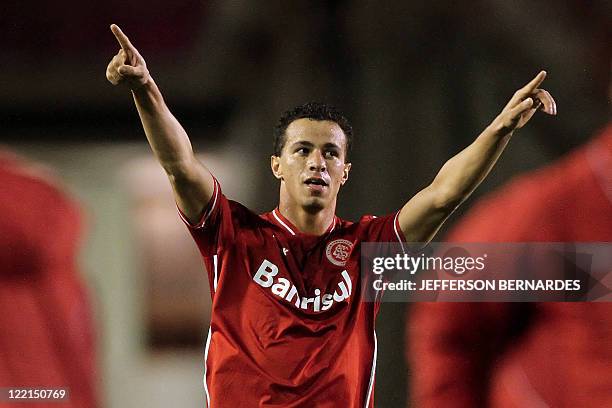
[253,259,352,312]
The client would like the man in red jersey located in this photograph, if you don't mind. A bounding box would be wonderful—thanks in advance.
[408,123,612,408]
[0,150,98,407]
[106,24,556,407]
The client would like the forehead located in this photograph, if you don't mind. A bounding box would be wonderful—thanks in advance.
[284,118,347,150]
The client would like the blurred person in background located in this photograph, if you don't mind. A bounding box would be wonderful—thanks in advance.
[408,121,612,407]
[105,22,559,406]
[0,150,98,407]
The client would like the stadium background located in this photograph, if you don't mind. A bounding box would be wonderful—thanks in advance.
[2,1,609,406]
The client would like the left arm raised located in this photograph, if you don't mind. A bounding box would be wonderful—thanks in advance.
[398,70,556,244]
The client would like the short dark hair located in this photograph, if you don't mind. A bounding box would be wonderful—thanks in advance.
[273,102,353,160]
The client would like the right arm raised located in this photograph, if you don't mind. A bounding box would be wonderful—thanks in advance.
[106,24,214,225]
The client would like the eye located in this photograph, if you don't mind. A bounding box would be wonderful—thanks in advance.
[324,150,339,159]
[295,147,309,155]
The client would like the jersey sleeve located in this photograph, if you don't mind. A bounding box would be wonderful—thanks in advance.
[177,178,235,290]
[360,211,405,243]
[176,178,251,297]
[176,177,235,256]
[359,211,408,309]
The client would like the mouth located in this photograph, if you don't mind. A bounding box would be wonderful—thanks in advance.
[303,177,329,193]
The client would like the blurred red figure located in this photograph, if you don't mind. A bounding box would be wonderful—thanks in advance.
[0,151,98,407]
[408,123,612,407]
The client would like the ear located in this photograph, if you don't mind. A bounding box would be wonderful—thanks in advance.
[271,155,283,180]
[340,162,352,185]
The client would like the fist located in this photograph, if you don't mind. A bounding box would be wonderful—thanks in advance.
[106,24,151,89]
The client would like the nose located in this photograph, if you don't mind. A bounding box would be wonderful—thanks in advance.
[308,150,326,172]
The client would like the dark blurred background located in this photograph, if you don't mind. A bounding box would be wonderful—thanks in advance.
[2,1,610,407]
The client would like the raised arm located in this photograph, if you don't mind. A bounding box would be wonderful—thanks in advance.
[105,24,214,224]
[398,71,556,244]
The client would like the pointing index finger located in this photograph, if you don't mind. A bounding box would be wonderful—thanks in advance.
[521,70,547,94]
[110,24,134,52]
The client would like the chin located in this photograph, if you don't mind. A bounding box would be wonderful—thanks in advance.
[302,197,327,214]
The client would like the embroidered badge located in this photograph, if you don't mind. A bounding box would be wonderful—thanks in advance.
[326,239,353,266]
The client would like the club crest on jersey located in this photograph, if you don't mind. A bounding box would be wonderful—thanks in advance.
[326,239,353,266]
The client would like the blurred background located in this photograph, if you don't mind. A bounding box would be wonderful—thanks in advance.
[1,0,610,407]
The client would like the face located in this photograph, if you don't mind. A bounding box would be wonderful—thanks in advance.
[271,118,352,213]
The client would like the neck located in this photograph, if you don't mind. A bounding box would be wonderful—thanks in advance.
[278,197,336,236]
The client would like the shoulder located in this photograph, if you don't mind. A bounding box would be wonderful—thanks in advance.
[228,200,275,230]
[335,211,403,240]
[355,212,401,227]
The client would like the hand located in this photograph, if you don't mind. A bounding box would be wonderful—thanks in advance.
[106,24,151,89]
[491,71,557,133]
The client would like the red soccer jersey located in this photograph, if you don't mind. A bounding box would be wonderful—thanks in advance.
[179,179,405,407]
[0,152,98,408]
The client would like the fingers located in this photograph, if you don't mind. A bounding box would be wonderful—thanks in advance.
[110,24,134,53]
[118,65,142,76]
[495,71,557,131]
[106,53,121,84]
[533,89,557,115]
[106,56,144,84]
[106,64,120,85]
[500,97,535,130]
[106,63,147,86]
[519,100,537,125]
[505,70,547,110]
[506,71,546,108]
[106,25,149,88]
[510,97,534,117]
[520,70,547,95]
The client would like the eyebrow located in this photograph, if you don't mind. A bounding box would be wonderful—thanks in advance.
[291,141,341,150]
